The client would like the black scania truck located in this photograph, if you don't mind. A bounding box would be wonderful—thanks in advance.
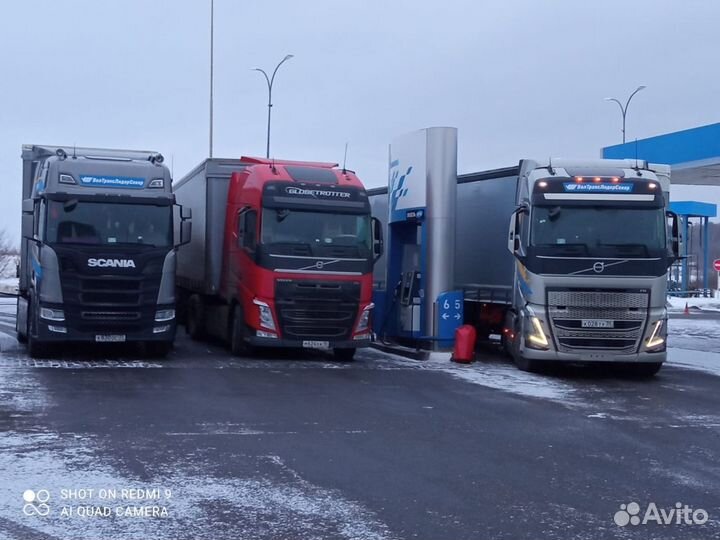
[17,145,191,357]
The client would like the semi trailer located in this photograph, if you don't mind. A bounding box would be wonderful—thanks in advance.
[371,158,678,375]
[17,145,191,358]
[174,157,383,360]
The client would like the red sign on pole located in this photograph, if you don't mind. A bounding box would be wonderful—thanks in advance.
[714,259,720,272]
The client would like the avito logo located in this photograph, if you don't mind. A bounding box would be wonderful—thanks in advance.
[614,501,709,527]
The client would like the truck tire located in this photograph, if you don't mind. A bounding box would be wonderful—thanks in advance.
[187,295,206,340]
[26,301,50,359]
[333,348,356,362]
[626,362,663,377]
[513,353,541,373]
[511,326,540,372]
[146,342,172,358]
[16,311,27,344]
[229,304,249,356]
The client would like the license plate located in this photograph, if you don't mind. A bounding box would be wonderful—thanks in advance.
[95,334,126,343]
[581,319,614,329]
[302,340,330,350]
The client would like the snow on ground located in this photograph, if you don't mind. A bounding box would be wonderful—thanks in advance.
[0,299,18,352]
[667,349,720,377]
[0,277,17,290]
[421,352,581,402]
[369,349,585,405]
[668,318,720,353]
[665,318,720,375]
[667,295,720,312]
[0,432,396,540]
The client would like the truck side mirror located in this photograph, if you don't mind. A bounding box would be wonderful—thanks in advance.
[21,198,35,241]
[371,217,384,261]
[179,221,192,246]
[507,205,527,257]
[175,204,192,247]
[21,214,34,241]
[666,210,680,261]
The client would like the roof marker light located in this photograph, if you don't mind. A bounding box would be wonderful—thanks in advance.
[593,177,601,183]
[576,177,583,182]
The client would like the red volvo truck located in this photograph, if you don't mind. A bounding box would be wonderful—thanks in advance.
[174,157,383,360]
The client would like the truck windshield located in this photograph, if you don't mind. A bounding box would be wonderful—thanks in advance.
[531,206,666,256]
[261,209,371,255]
[46,200,172,247]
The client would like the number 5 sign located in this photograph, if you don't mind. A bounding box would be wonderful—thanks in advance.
[436,291,464,342]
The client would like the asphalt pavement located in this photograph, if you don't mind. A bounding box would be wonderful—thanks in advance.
[0,302,719,540]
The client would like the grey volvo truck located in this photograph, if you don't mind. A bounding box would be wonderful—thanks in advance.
[17,145,191,357]
[463,159,679,375]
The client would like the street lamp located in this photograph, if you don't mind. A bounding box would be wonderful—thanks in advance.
[604,85,647,144]
[209,0,214,158]
[253,54,294,158]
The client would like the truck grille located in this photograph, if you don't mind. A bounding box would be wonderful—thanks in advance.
[275,280,360,341]
[547,289,649,353]
[60,274,161,333]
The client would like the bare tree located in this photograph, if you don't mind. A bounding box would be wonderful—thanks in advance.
[0,229,19,279]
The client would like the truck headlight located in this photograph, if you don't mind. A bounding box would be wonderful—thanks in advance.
[155,309,175,322]
[526,316,549,350]
[645,319,666,351]
[253,299,276,331]
[40,308,65,322]
[355,303,374,333]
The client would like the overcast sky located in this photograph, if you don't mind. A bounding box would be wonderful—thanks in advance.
[1,0,719,240]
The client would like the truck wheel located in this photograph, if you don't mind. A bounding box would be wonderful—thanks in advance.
[513,353,541,373]
[511,329,540,372]
[28,336,51,359]
[16,315,27,344]
[146,342,172,359]
[333,348,356,362]
[27,322,50,359]
[187,295,206,340]
[626,362,663,377]
[26,298,50,358]
[230,304,249,356]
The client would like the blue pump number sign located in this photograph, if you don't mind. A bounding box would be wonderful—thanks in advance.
[437,291,463,340]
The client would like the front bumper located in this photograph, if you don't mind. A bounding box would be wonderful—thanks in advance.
[520,347,666,364]
[247,335,372,349]
[35,318,177,343]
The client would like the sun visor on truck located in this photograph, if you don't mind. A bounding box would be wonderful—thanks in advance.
[262,182,370,213]
[531,178,663,207]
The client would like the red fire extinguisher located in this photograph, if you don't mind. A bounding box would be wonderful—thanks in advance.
[452,325,477,363]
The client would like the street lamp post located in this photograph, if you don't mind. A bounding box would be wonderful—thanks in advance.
[604,85,647,144]
[209,0,214,158]
[253,54,294,159]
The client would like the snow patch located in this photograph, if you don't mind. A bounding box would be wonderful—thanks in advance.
[0,433,396,540]
[667,295,720,312]
[667,348,720,377]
